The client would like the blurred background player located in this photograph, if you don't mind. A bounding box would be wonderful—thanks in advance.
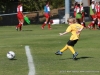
[75,4,82,24]
[80,3,86,28]
[74,2,78,17]
[88,0,96,29]
[95,1,100,29]
[55,17,84,60]
[74,2,86,28]
[16,2,24,31]
[41,1,52,29]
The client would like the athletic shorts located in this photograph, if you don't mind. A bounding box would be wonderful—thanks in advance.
[91,15,96,20]
[82,12,85,17]
[74,11,76,17]
[17,13,23,19]
[97,12,100,19]
[67,39,78,46]
[44,13,50,18]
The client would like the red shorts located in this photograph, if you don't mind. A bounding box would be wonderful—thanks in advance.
[82,12,85,17]
[74,11,76,17]
[91,14,96,20]
[44,13,50,18]
[17,13,23,20]
[50,20,53,24]
[97,12,100,19]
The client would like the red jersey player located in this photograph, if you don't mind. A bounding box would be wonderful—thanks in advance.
[80,3,86,28]
[16,2,24,31]
[88,0,97,29]
[74,2,78,17]
[41,1,52,29]
[95,2,100,28]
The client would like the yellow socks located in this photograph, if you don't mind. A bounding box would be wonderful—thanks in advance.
[60,45,75,54]
[67,46,75,54]
[60,45,68,52]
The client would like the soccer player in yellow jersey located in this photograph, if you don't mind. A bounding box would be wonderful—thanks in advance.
[55,17,84,60]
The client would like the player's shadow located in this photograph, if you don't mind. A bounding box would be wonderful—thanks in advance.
[70,56,94,61]
[60,56,93,61]
[22,30,33,31]
[10,58,17,60]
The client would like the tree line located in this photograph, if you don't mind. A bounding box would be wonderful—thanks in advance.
[0,0,65,14]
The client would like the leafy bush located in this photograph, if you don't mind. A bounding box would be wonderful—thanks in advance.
[0,0,65,13]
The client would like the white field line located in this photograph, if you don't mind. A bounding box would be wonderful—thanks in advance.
[25,46,35,75]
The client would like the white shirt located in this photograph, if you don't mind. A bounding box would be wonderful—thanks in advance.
[17,5,23,12]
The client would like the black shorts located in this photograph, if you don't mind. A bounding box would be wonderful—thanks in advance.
[67,39,78,46]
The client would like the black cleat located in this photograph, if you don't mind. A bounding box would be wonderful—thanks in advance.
[73,52,78,59]
[55,51,62,55]
[16,27,18,31]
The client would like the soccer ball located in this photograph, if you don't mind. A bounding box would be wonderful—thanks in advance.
[7,51,15,59]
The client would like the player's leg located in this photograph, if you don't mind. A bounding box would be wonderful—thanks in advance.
[88,15,96,29]
[55,40,78,59]
[41,14,49,29]
[55,45,68,55]
[67,40,78,59]
[97,13,100,29]
[19,19,24,31]
[74,11,76,18]
[19,15,24,31]
[98,18,100,28]
[47,17,52,29]
[16,14,24,31]
[16,14,20,29]
[67,40,77,54]
[81,14,86,28]
[16,19,20,31]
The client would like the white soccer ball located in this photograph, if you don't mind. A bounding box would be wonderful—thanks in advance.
[7,51,15,59]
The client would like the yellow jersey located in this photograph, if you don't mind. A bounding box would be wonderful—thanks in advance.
[66,23,83,40]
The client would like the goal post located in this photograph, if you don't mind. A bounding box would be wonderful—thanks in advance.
[65,0,70,24]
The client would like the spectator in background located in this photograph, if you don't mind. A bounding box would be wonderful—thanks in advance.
[41,1,52,30]
[16,2,24,31]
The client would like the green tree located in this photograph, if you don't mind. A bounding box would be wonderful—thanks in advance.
[20,0,47,11]
[0,0,65,13]
[20,0,65,11]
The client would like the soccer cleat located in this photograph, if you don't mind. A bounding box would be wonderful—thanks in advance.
[73,52,78,59]
[87,26,91,29]
[48,28,52,30]
[55,51,62,55]
[41,26,44,29]
[16,27,18,31]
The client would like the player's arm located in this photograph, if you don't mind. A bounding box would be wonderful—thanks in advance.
[47,6,53,17]
[59,26,71,36]
[59,31,69,36]
[20,6,23,16]
[91,4,95,13]
[77,25,84,34]
[78,25,84,32]
[47,6,50,14]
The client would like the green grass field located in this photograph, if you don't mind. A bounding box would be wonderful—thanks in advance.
[0,24,100,75]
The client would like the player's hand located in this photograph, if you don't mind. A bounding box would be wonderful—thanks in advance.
[59,33,63,36]
[76,31,80,34]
